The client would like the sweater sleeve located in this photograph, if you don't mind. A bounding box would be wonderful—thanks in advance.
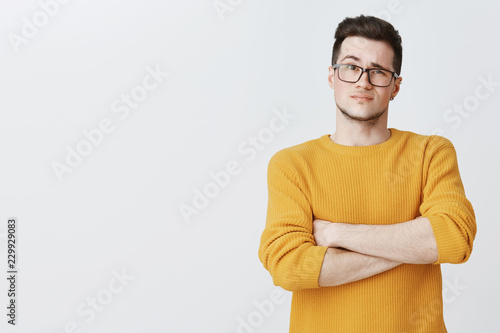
[258,152,327,291]
[420,137,476,264]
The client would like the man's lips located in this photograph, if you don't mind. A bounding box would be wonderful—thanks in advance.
[350,94,374,101]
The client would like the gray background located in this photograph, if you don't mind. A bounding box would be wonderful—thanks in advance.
[0,0,498,332]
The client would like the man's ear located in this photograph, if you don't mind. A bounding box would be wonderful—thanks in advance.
[328,66,336,90]
[392,76,402,98]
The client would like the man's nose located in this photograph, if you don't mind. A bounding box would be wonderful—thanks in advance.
[355,71,372,89]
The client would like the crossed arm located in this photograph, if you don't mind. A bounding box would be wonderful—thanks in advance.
[313,216,439,287]
[259,140,476,291]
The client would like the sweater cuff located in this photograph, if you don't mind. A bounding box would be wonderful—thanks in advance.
[299,245,329,289]
[427,215,463,265]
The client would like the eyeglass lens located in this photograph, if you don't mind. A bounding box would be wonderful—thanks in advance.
[338,65,393,87]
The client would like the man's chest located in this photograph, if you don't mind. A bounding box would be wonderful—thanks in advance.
[306,153,424,224]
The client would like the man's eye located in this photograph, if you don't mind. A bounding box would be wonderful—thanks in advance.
[346,65,358,71]
[372,69,388,76]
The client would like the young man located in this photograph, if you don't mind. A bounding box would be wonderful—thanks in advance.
[258,15,476,332]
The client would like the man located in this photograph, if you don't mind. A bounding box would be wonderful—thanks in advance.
[258,15,476,333]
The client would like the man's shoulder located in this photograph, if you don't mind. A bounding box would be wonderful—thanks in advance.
[268,135,327,169]
[277,136,326,155]
[395,128,455,152]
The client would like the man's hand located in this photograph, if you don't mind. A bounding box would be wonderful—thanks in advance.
[313,219,337,247]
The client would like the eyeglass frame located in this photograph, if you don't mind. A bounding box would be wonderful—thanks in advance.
[332,64,400,87]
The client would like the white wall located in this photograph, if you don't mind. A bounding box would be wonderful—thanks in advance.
[0,0,498,332]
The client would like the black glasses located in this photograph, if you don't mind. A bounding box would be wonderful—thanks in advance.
[332,64,399,87]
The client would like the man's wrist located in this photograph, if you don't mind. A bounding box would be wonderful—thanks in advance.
[327,222,342,248]
[328,222,343,247]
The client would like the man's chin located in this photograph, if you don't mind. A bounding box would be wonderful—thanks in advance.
[337,104,388,123]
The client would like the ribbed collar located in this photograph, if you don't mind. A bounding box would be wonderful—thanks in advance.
[319,128,402,155]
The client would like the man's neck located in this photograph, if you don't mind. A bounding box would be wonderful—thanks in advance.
[330,124,391,147]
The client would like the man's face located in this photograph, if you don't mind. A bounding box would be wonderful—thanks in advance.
[328,36,402,124]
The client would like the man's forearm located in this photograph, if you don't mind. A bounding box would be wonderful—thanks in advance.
[318,247,402,287]
[314,217,438,264]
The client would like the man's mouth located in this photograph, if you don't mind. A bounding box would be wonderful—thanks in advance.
[350,94,374,102]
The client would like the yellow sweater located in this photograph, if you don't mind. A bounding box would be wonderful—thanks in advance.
[258,128,476,333]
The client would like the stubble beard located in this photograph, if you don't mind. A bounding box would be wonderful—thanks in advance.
[336,102,388,126]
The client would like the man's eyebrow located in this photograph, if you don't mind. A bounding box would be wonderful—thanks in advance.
[369,62,391,71]
[340,56,392,71]
[340,55,360,63]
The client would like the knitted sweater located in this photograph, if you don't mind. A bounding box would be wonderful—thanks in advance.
[258,128,476,333]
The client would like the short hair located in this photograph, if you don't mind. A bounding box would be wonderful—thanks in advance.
[331,15,403,75]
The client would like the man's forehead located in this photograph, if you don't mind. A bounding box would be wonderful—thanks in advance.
[338,36,394,68]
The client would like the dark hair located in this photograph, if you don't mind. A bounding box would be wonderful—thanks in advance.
[331,15,403,75]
